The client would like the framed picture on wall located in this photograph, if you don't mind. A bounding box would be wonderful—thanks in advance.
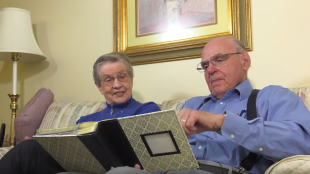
[113,0,252,65]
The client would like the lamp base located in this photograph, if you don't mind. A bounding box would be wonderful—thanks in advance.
[8,94,20,147]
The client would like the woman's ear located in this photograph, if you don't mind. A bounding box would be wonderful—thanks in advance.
[95,82,104,95]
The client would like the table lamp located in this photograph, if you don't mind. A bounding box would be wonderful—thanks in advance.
[0,7,46,146]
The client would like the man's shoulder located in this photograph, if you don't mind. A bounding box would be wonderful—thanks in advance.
[256,85,301,104]
[259,85,291,95]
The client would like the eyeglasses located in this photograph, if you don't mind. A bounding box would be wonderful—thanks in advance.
[196,52,241,72]
[101,71,130,85]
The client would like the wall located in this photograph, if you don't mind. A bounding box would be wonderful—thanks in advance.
[0,0,310,140]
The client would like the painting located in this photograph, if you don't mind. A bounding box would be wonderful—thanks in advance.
[113,0,252,65]
[137,0,217,36]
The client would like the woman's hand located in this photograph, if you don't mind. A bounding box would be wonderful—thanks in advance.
[133,164,141,169]
[24,136,32,140]
[110,164,141,170]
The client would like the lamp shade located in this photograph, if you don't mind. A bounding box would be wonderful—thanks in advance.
[0,7,45,62]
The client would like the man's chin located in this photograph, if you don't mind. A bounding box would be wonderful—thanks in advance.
[211,89,225,99]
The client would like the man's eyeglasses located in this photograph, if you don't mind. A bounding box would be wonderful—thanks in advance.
[101,72,130,85]
[197,52,241,72]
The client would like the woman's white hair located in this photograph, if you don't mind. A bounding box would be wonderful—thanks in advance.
[93,52,133,86]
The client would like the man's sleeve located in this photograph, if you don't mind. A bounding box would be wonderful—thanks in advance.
[221,86,310,161]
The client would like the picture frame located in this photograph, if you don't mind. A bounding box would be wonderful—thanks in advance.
[113,0,252,65]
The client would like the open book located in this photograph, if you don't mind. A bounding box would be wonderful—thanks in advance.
[33,109,198,174]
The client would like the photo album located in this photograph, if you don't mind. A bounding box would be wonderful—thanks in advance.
[34,109,198,174]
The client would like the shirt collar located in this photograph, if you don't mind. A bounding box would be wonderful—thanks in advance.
[234,79,253,100]
[204,79,253,102]
[106,96,134,109]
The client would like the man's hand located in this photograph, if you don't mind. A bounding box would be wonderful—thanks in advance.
[178,108,225,137]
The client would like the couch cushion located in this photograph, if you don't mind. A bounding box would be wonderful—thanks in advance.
[39,101,106,130]
[15,88,54,144]
[160,98,188,112]
[0,147,13,159]
[288,87,310,110]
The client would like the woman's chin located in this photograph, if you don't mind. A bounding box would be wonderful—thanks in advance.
[112,96,130,104]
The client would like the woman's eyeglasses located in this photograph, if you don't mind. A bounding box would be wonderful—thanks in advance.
[101,72,129,85]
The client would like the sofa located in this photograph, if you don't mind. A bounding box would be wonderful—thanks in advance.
[0,86,309,160]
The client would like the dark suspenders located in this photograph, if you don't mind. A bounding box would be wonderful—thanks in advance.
[238,89,260,173]
[198,89,260,173]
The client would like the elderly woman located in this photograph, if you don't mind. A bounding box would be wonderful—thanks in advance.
[0,52,160,174]
[78,52,160,123]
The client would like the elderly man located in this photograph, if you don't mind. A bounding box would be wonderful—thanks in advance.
[108,37,310,174]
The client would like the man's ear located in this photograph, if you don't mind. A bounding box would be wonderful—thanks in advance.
[241,51,251,70]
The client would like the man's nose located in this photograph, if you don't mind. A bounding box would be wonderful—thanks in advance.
[206,63,216,75]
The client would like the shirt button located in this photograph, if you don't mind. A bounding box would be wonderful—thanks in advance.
[198,146,202,149]
[220,102,223,104]
[230,134,235,138]
[259,148,263,151]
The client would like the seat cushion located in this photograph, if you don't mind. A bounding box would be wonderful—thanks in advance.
[160,98,188,112]
[15,88,54,144]
[0,147,13,159]
[288,87,310,110]
[38,101,106,130]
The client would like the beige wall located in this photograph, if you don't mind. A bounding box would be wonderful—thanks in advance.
[0,0,310,138]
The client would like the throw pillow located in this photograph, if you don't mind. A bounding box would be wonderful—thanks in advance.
[15,88,54,144]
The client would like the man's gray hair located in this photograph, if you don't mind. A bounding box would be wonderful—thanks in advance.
[231,37,246,52]
[93,52,133,86]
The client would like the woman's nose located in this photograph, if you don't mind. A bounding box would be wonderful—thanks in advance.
[112,78,123,88]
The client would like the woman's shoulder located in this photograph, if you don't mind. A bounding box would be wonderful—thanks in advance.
[136,101,161,114]
[143,101,159,106]
[76,110,103,124]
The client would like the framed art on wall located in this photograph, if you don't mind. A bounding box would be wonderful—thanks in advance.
[113,0,252,65]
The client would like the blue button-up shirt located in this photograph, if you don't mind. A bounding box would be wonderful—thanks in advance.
[181,79,310,174]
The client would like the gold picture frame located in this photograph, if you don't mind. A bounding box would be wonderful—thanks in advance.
[113,0,252,65]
